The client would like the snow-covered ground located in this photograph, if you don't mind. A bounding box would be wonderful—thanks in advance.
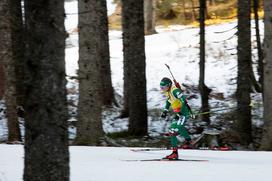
[1,145,272,181]
[0,1,264,138]
[64,0,263,136]
[0,0,264,139]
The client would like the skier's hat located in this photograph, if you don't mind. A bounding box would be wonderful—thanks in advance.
[160,77,172,91]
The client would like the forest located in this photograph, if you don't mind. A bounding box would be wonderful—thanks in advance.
[0,0,272,180]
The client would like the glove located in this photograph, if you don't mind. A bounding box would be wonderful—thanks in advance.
[174,113,182,120]
[160,109,168,118]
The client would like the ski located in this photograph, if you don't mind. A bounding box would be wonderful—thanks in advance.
[131,148,168,152]
[123,158,208,162]
[130,146,231,152]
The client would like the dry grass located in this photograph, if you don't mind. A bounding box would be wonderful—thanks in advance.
[108,0,264,30]
[108,3,122,30]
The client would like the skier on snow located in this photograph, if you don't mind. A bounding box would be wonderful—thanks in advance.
[160,77,195,160]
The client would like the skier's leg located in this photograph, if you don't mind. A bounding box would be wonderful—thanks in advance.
[180,125,191,141]
[170,135,178,148]
[177,116,194,148]
[177,116,190,141]
[163,121,179,159]
[169,121,179,148]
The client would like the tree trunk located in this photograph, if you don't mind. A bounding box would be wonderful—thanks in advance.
[235,0,252,145]
[0,0,21,142]
[244,0,262,94]
[0,64,4,98]
[253,0,264,89]
[260,0,272,150]
[199,0,211,124]
[120,69,129,118]
[23,0,69,180]
[99,0,116,107]
[75,0,104,145]
[205,0,210,19]
[122,0,148,136]
[208,0,215,6]
[10,0,26,108]
[144,0,156,35]
[120,0,130,118]
[120,0,129,118]
[190,0,197,21]
[181,0,188,20]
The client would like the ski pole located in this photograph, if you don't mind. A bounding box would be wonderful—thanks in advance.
[194,106,236,116]
[194,101,255,116]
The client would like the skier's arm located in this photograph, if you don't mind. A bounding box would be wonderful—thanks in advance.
[164,100,170,110]
[172,89,186,102]
[161,100,170,118]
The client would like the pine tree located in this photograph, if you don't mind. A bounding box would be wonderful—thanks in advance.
[121,0,148,136]
[235,0,252,145]
[75,0,105,145]
[10,0,26,108]
[260,0,272,150]
[253,0,264,88]
[144,0,156,35]
[98,0,116,107]
[198,0,211,124]
[0,0,21,142]
[23,0,69,179]
[0,65,4,98]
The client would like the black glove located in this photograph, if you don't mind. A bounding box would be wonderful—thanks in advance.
[161,110,168,118]
[174,113,181,120]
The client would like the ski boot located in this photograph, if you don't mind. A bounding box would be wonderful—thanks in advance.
[163,148,179,160]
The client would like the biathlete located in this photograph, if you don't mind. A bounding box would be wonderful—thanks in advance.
[160,77,195,160]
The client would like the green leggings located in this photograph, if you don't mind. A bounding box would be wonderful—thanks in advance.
[169,116,191,148]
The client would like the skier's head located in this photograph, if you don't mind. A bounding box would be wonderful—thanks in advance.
[160,77,172,92]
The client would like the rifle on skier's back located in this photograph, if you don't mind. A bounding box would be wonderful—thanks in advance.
[165,64,194,117]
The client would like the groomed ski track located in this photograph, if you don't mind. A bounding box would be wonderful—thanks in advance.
[1,145,272,181]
